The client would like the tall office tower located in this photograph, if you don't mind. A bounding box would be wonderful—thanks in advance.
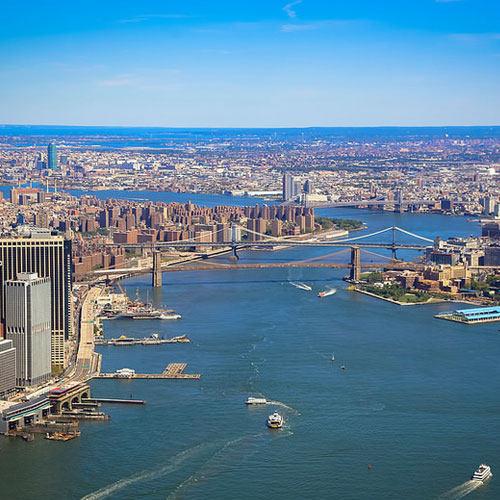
[5,273,52,386]
[293,179,302,198]
[0,339,16,399]
[48,142,58,171]
[483,196,496,216]
[303,179,313,194]
[0,232,72,369]
[283,173,295,201]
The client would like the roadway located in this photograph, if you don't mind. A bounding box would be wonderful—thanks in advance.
[70,286,103,382]
[104,241,429,250]
[93,260,424,276]
[155,261,424,272]
[282,199,439,208]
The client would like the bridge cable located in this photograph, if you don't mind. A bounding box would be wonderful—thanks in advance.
[333,226,395,243]
[393,227,434,243]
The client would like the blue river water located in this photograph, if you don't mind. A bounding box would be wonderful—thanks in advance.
[1,195,499,500]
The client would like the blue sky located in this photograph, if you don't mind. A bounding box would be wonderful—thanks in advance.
[1,0,499,127]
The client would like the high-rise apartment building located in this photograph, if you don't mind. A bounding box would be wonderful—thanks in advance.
[0,233,72,369]
[483,196,496,216]
[48,142,58,171]
[5,273,52,386]
[283,173,294,201]
[0,339,16,399]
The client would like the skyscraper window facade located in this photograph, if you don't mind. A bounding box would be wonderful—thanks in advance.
[5,273,52,386]
[48,142,57,171]
[0,234,72,369]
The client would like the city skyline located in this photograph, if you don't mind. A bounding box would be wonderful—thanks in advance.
[1,0,500,127]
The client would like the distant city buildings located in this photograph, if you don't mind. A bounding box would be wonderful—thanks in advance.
[283,173,310,201]
[5,273,52,386]
[482,196,496,215]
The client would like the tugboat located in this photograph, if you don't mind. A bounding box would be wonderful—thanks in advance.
[267,411,284,429]
[472,464,492,482]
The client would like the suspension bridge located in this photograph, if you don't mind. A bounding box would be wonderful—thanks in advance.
[97,225,438,285]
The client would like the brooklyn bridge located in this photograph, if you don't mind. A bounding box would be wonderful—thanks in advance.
[96,225,439,285]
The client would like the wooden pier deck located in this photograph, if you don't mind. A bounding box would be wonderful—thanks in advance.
[97,363,201,380]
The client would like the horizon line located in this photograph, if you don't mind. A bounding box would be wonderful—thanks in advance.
[1,123,500,130]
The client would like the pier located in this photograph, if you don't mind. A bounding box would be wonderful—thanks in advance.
[94,334,190,346]
[84,398,146,405]
[435,306,500,324]
[97,363,201,379]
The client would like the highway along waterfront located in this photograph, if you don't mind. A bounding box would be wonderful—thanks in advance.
[1,203,500,500]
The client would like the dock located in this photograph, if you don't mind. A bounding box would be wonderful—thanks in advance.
[97,363,201,380]
[95,334,189,346]
[84,398,146,405]
[435,305,500,324]
[57,411,110,421]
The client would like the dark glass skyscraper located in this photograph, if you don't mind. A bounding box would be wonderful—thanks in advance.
[48,142,57,171]
[0,233,72,369]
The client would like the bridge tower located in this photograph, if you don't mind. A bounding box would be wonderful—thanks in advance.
[230,224,241,261]
[152,251,162,287]
[350,246,361,281]
[391,226,397,260]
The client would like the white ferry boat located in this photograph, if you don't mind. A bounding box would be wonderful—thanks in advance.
[159,313,182,320]
[267,411,284,428]
[472,464,492,481]
[245,397,267,405]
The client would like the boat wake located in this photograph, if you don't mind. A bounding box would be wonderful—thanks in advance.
[166,433,271,499]
[438,480,482,499]
[266,399,301,415]
[289,281,312,291]
[318,287,337,298]
[80,441,217,500]
[83,431,287,500]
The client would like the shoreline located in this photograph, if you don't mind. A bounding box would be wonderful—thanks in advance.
[353,287,457,307]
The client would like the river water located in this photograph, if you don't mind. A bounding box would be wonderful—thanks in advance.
[1,195,499,500]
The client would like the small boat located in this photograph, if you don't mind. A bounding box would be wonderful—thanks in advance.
[318,288,337,298]
[331,355,335,362]
[159,313,182,320]
[267,411,284,429]
[340,365,345,370]
[290,282,312,291]
[472,464,492,482]
[45,432,80,441]
[245,397,267,405]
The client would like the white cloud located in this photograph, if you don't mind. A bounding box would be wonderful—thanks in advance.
[449,32,500,43]
[97,74,180,91]
[98,75,137,87]
[118,14,187,24]
[281,19,362,33]
[281,23,318,32]
[283,0,302,19]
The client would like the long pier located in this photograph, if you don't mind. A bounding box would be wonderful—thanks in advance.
[95,335,190,346]
[84,398,146,405]
[97,363,201,379]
